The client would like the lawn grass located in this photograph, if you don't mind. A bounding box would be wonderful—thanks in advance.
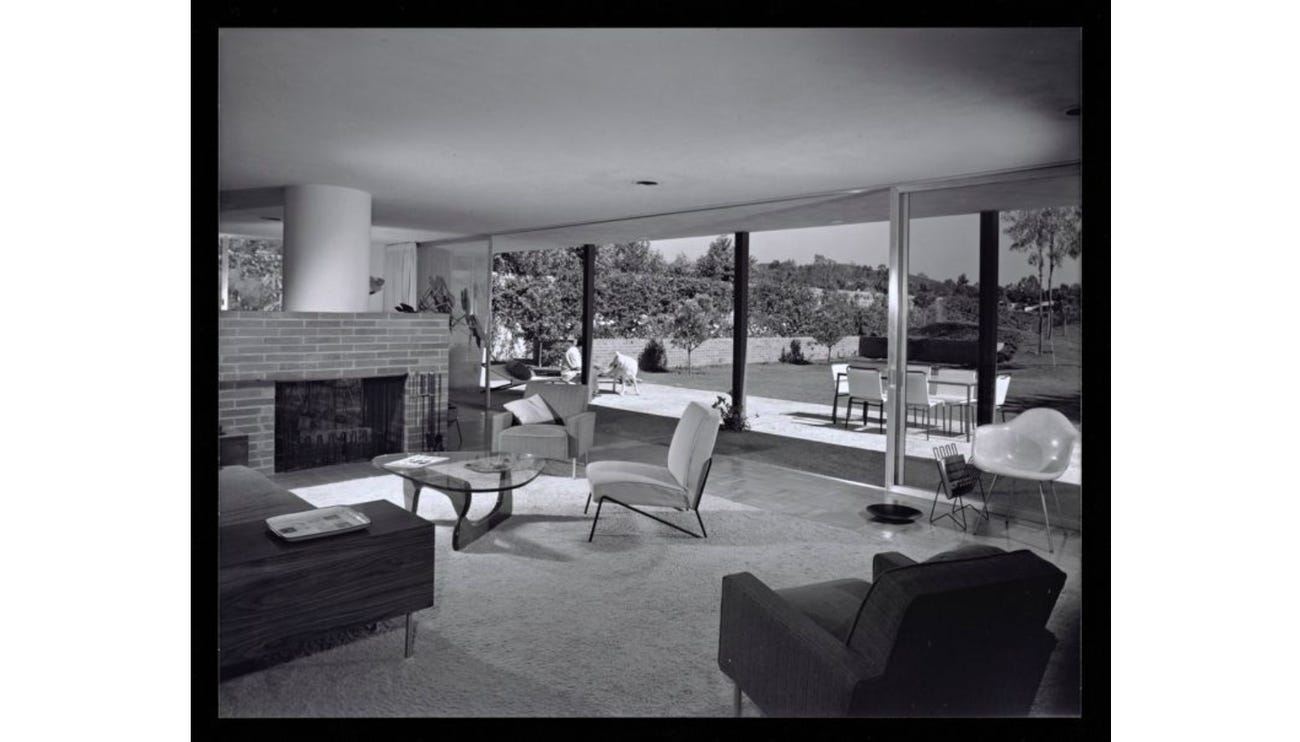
[646,324,1083,425]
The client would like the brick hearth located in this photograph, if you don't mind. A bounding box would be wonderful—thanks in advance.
[218,311,450,472]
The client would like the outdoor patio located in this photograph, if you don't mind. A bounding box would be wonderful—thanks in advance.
[485,373,1082,487]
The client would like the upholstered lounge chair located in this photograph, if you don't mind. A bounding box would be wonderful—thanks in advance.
[585,401,720,540]
[718,544,1067,717]
[490,382,595,478]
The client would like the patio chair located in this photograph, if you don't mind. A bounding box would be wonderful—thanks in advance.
[904,370,945,440]
[935,373,1013,434]
[929,443,989,530]
[830,363,850,423]
[931,368,977,433]
[717,544,1067,717]
[970,408,1078,553]
[844,367,887,433]
[490,382,595,478]
[585,401,720,541]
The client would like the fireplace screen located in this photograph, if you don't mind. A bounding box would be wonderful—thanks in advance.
[275,376,406,472]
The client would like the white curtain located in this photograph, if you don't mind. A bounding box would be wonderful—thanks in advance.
[382,242,418,309]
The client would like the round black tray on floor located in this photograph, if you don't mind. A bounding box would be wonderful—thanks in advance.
[866,503,923,524]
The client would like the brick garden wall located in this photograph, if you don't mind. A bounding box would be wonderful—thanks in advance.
[590,335,860,370]
[218,311,450,473]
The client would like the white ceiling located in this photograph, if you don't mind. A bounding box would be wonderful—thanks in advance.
[218,28,1081,245]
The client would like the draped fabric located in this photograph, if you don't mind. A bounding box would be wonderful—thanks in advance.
[382,242,418,309]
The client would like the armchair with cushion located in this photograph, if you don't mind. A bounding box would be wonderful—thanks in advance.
[717,544,1067,717]
[489,382,595,478]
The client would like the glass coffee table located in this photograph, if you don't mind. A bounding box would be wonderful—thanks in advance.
[373,451,546,551]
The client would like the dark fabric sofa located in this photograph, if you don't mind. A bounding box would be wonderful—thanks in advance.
[717,544,1067,717]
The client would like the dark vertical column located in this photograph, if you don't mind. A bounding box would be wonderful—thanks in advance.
[580,244,596,387]
[731,232,750,416]
[977,211,1000,425]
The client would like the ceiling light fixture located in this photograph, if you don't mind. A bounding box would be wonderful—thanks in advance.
[1064,106,1081,117]
[261,216,283,222]
[634,180,659,186]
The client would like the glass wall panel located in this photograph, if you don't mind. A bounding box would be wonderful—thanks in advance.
[897,178,1082,538]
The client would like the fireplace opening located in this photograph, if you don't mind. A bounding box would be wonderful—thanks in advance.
[275,376,405,472]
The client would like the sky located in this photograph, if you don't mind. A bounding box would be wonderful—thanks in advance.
[652,215,1083,287]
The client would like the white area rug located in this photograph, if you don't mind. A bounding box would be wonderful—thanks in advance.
[217,474,1079,717]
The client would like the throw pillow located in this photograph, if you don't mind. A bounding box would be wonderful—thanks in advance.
[505,394,558,425]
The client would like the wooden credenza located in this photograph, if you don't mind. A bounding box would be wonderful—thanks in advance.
[218,467,435,675]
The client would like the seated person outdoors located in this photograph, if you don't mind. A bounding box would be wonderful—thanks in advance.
[560,336,582,383]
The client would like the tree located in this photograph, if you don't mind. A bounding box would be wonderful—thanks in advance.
[223,237,283,310]
[807,291,856,361]
[598,240,666,275]
[1002,207,1082,352]
[492,248,582,362]
[695,235,735,282]
[749,280,817,335]
[667,252,695,276]
[670,293,721,374]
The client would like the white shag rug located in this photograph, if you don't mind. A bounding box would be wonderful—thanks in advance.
[217,473,1079,717]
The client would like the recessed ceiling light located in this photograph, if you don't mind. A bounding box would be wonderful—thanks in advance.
[1064,106,1081,117]
[634,180,659,186]
[261,216,283,222]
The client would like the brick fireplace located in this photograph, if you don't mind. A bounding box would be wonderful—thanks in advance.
[218,311,450,473]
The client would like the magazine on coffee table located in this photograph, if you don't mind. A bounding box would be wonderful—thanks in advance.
[385,454,450,469]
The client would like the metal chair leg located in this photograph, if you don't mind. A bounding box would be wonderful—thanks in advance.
[587,499,604,541]
[584,491,592,514]
[1037,482,1055,553]
[974,474,991,521]
[588,497,706,540]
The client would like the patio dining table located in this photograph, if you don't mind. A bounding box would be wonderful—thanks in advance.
[834,367,978,440]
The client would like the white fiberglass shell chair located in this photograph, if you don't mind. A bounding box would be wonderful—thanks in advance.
[585,401,721,540]
[970,408,1079,553]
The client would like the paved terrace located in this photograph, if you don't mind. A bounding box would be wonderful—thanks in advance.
[580,381,1083,486]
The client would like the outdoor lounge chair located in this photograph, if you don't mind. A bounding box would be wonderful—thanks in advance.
[483,360,564,392]
[718,544,1067,717]
[970,408,1078,553]
[585,401,720,540]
